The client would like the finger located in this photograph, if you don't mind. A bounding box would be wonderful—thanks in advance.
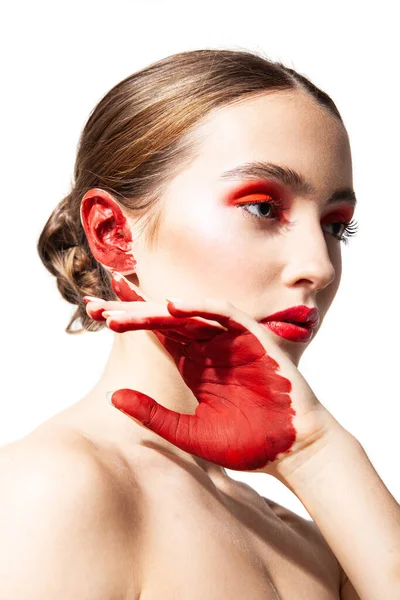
[102,310,226,340]
[166,299,251,334]
[99,299,227,330]
[84,302,107,321]
[83,296,105,303]
[84,299,120,321]
[109,389,200,455]
[85,298,153,321]
[85,296,169,322]
[111,272,146,302]
[84,292,228,338]
[166,300,282,353]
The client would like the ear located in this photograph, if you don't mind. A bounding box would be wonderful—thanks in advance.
[80,188,137,275]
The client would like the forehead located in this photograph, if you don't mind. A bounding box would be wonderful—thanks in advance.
[188,90,352,188]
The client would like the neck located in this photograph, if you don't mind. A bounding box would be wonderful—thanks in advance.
[75,328,231,485]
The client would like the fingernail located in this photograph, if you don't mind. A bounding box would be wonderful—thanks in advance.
[102,310,127,317]
[106,391,115,405]
[113,271,131,283]
[165,297,184,304]
[83,295,104,304]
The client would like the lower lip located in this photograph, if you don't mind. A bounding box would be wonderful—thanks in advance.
[260,320,314,343]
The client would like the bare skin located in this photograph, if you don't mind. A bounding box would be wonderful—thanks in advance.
[9,90,357,597]
[29,405,343,599]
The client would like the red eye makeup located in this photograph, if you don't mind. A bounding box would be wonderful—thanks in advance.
[224,180,289,220]
[223,180,287,208]
[222,179,358,244]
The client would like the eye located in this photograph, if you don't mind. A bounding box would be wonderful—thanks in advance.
[239,193,359,245]
[238,193,285,222]
[323,219,359,245]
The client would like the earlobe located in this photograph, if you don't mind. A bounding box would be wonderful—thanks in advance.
[80,188,137,275]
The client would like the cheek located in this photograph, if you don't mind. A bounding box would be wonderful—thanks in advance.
[149,205,269,298]
[164,218,242,276]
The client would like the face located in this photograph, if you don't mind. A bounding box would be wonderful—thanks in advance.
[83,91,356,365]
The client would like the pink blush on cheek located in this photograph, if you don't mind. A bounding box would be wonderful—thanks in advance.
[150,186,271,301]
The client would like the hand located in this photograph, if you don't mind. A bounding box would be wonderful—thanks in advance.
[84,274,343,479]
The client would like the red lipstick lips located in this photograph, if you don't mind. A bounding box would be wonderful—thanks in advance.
[259,306,320,343]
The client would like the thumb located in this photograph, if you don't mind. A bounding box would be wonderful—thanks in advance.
[108,389,196,451]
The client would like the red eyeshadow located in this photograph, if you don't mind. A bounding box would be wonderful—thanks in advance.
[223,180,355,225]
[223,180,286,207]
[322,208,354,224]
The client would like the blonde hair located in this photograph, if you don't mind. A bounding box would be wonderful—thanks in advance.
[37,48,343,334]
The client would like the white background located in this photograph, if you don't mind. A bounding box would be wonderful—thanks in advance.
[1,0,399,519]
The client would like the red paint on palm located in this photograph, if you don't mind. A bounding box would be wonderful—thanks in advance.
[109,276,296,471]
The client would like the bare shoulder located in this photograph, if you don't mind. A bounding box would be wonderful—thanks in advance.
[0,429,125,501]
[0,428,145,531]
[0,431,144,598]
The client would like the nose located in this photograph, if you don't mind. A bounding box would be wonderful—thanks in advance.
[281,215,337,293]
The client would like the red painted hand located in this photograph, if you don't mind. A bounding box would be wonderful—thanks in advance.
[84,274,341,477]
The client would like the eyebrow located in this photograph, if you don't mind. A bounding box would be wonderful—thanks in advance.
[219,161,357,208]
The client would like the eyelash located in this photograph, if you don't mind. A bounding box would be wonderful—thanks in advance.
[239,195,359,246]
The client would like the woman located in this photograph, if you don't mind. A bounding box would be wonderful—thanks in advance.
[2,49,398,598]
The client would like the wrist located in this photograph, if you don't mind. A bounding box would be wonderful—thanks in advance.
[273,416,359,493]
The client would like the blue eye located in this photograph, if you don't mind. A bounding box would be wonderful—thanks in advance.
[241,201,279,220]
[240,199,359,245]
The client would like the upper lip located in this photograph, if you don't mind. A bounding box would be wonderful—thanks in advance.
[260,306,320,330]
